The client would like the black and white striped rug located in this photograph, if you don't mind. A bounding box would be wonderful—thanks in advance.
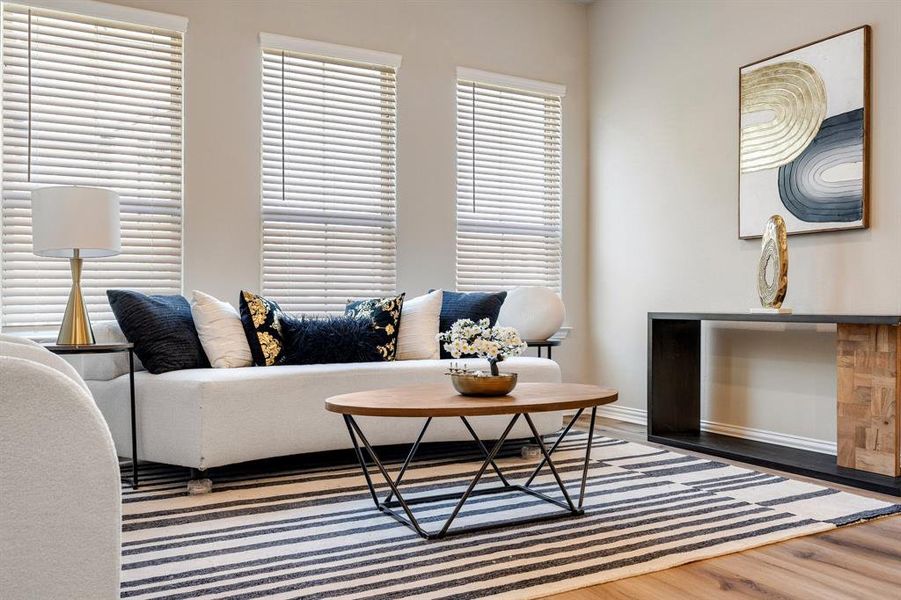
[119,433,899,599]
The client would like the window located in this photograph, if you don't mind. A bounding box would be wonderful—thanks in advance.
[0,2,185,329]
[260,34,400,313]
[455,68,565,292]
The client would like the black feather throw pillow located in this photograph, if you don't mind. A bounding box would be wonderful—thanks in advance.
[281,316,386,365]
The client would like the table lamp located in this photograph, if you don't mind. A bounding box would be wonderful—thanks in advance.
[31,186,121,345]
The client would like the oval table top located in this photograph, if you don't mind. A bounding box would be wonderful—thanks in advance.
[325,383,618,417]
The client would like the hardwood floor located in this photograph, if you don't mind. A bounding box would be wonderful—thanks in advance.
[541,417,901,600]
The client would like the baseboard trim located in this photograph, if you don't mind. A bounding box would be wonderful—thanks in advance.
[595,405,646,425]
[594,405,837,456]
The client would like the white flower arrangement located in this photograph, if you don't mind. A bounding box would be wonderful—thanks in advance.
[437,318,527,376]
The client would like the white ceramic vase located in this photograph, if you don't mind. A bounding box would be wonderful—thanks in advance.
[496,286,565,341]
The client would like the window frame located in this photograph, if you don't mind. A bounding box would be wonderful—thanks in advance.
[0,1,188,330]
[454,67,566,294]
[258,34,402,314]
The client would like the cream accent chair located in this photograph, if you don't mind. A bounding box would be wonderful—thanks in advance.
[0,335,89,391]
[0,340,121,600]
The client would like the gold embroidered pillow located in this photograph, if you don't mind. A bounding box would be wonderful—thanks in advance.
[344,293,405,361]
[239,290,287,366]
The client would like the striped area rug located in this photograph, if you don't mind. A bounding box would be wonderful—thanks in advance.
[119,432,899,599]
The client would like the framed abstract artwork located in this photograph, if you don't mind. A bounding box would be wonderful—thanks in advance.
[738,26,870,238]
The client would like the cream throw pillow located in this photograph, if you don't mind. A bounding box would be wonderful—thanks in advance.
[190,290,253,368]
[396,290,443,360]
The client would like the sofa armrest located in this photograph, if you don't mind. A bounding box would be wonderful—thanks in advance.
[65,320,145,381]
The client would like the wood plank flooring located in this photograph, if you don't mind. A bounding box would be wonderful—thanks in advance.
[541,417,901,600]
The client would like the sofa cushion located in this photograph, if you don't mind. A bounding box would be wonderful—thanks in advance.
[396,290,442,360]
[191,291,253,368]
[239,291,288,367]
[281,315,385,365]
[89,356,562,469]
[345,293,404,361]
[107,290,209,374]
[431,290,507,358]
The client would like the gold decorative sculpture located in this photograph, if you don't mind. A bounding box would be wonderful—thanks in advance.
[756,215,789,311]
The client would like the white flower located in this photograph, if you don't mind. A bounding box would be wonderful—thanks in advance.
[437,318,526,363]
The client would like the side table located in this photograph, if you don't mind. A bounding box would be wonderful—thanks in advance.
[44,343,139,488]
[525,338,561,360]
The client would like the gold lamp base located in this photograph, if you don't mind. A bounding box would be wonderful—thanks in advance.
[58,254,95,346]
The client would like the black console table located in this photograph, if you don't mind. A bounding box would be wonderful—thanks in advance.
[648,312,901,496]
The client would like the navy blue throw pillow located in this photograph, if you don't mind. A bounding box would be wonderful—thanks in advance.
[430,290,508,358]
[107,290,209,374]
[281,315,385,365]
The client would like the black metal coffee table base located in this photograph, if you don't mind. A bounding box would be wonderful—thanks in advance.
[343,407,597,540]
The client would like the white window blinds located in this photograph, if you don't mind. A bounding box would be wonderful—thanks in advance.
[0,3,184,328]
[456,69,564,292]
[261,38,399,314]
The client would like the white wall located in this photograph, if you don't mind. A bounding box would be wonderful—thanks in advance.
[588,0,901,442]
[96,0,591,381]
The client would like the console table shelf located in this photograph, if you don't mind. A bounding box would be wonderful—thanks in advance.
[648,312,901,325]
[648,312,901,496]
[648,431,900,496]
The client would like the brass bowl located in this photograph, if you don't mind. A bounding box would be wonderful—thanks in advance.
[451,373,518,397]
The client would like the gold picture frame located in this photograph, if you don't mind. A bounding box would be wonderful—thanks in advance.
[738,26,871,239]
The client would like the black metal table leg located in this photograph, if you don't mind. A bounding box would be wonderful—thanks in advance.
[342,410,596,540]
[524,408,583,487]
[459,416,510,486]
[128,348,138,489]
[433,415,520,538]
[579,406,598,509]
[548,346,552,360]
[346,415,431,538]
[343,415,380,508]
[383,417,432,504]
[524,414,578,511]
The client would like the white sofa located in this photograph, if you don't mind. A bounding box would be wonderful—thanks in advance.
[75,322,564,471]
[0,337,121,600]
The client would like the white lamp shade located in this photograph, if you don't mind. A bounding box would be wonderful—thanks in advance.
[31,186,121,258]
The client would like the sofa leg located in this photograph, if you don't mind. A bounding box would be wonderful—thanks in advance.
[187,468,213,495]
[521,444,541,460]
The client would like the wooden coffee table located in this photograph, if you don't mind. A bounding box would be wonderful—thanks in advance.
[325,382,618,540]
